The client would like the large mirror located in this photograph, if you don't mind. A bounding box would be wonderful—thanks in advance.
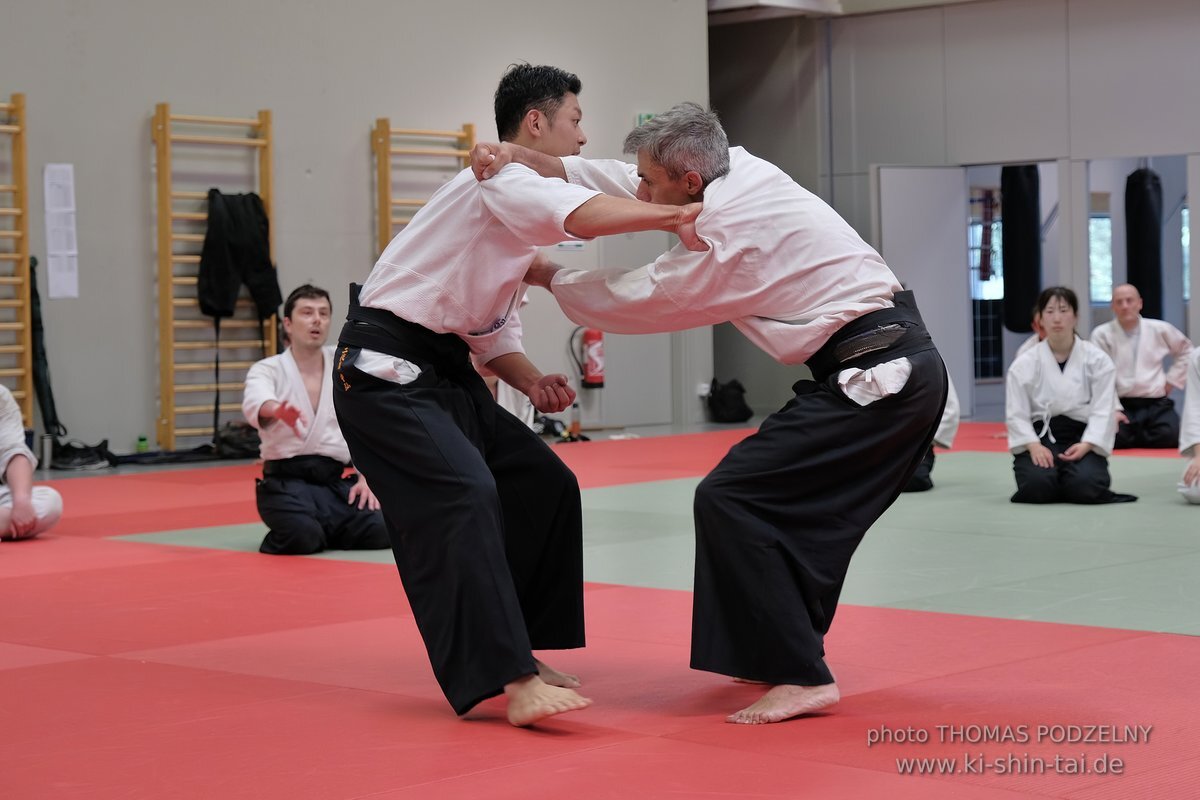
[1086,156,1189,336]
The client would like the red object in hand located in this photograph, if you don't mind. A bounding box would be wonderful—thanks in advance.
[582,328,604,388]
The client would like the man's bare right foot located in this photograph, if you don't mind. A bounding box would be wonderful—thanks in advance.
[727,682,840,725]
[505,674,591,727]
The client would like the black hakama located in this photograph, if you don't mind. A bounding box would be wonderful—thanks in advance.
[1011,416,1136,504]
[691,294,946,686]
[332,290,584,715]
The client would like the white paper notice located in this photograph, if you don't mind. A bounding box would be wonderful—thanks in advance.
[47,255,78,298]
[43,164,79,298]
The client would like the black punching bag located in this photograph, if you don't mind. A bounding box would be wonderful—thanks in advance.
[1125,167,1163,319]
[1001,165,1041,333]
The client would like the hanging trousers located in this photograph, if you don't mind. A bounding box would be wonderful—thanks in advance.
[332,287,584,715]
[691,292,946,686]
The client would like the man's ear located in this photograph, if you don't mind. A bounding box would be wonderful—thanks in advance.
[684,170,705,196]
[523,108,545,139]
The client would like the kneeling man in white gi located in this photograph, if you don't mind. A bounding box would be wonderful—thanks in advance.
[243,285,387,555]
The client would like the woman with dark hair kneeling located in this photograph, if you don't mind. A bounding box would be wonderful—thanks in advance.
[1005,286,1136,504]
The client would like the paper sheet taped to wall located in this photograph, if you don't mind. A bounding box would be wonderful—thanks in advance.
[43,164,79,299]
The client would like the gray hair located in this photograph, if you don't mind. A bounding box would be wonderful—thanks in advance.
[622,102,730,184]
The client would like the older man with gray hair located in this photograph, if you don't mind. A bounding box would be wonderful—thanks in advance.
[473,102,947,725]
[1090,283,1192,449]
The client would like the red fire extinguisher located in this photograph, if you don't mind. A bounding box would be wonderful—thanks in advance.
[581,327,604,388]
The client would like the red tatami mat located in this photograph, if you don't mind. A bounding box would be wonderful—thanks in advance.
[4,443,1196,798]
[4,545,1197,799]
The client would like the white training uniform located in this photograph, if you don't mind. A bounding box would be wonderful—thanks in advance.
[556,148,910,403]
[242,346,350,463]
[1005,338,1118,457]
[1014,333,1042,360]
[1090,317,1192,399]
[356,164,600,386]
[934,372,961,449]
[1177,349,1200,503]
[0,385,63,537]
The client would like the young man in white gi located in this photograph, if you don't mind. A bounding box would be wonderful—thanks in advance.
[1090,283,1193,448]
[0,385,62,541]
[243,285,387,555]
[332,66,702,727]
[475,102,947,725]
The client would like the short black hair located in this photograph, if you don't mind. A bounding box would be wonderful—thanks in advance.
[1036,286,1078,315]
[284,284,331,319]
[494,64,582,141]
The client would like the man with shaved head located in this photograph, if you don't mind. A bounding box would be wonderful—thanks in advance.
[1090,283,1193,449]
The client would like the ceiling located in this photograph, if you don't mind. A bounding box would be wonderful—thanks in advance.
[708,0,989,25]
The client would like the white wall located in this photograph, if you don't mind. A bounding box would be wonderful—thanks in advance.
[0,0,710,450]
[708,16,825,412]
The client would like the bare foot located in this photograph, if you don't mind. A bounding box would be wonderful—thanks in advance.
[536,659,581,688]
[505,674,592,727]
[726,683,840,725]
[732,677,768,685]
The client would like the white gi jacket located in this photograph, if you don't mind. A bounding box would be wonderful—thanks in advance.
[1179,349,1200,456]
[1005,338,1118,457]
[1014,334,1042,360]
[359,165,600,365]
[242,346,351,463]
[0,385,36,475]
[555,148,900,366]
[1090,317,1192,398]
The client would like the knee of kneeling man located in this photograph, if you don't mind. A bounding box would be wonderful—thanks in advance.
[1179,484,1200,505]
[38,486,64,523]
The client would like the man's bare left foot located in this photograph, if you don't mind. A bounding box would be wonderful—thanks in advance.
[536,659,581,688]
[726,682,840,724]
[505,675,591,727]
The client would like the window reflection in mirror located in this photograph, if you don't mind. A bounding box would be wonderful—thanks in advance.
[1087,156,1188,333]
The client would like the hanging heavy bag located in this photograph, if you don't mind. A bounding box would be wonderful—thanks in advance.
[707,377,753,423]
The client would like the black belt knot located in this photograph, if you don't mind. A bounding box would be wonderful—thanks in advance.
[805,290,936,382]
[263,454,346,484]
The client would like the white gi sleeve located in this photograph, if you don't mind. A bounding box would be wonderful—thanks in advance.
[1180,351,1200,455]
[1005,355,1040,453]
[472,306,526,367]
[1081,348,1118,457]
[561,157,640,198]
[0,387,35,477]
[480,164,601,245]
[549,245,728,334]
[1161,322,1193,390]
[242,359,279,431]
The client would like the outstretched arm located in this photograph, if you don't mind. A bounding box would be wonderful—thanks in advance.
[257,400,305,439]
[564,196,706,251]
